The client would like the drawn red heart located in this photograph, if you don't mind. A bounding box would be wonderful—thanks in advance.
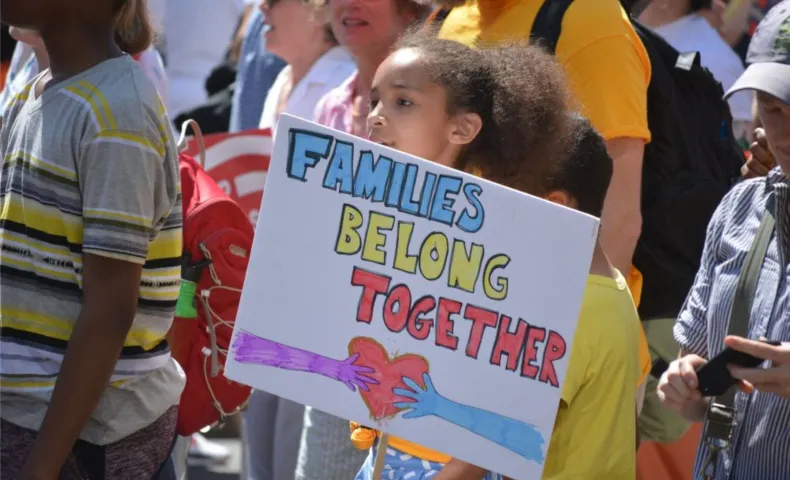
[348,336,430,421]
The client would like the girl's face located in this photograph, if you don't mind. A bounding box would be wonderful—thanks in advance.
[757,91,790,172]
[329,0,411,59]
[261,0,327,62]
[368,48,481,168]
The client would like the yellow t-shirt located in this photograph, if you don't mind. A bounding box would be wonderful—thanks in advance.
[542,273,640,479]
[436,0,652,143]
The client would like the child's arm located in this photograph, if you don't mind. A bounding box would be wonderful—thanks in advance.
[434,459,488,480]
[393,374,546,464]
[21,256,145,479]
[232,330,378,392]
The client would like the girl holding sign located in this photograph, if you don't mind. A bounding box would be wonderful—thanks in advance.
[351,33,643,480]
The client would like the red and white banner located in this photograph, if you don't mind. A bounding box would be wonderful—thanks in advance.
[183,129,272,226]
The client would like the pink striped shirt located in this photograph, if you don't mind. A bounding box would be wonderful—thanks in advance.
[313,71,369,139]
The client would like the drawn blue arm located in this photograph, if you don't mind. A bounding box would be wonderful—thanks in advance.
[393,373,545,464]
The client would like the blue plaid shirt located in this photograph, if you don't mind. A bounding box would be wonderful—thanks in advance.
[229,8,286,133]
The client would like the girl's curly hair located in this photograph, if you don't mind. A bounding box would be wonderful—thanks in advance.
[395,29,576,197]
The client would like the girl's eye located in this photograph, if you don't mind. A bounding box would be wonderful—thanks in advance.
[396,98,413,107]
[369,99,379,109]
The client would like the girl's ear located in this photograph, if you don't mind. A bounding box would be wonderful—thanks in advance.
[448,112,482,146]
[544,190,576,209]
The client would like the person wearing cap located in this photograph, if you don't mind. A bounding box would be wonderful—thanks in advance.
[657,2,790,479]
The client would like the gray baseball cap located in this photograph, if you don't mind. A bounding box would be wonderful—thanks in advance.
[725,0,790,104]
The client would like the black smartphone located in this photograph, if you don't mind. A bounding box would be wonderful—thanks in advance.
[695,340,782,397]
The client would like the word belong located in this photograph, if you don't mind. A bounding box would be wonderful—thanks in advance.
[336,205,509,301]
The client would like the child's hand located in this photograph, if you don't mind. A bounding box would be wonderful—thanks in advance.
[393,372,442,419]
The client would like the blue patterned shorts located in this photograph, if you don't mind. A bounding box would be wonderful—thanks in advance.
[354,442,504,480]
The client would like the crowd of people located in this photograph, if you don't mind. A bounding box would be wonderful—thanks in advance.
[0,0,789,479]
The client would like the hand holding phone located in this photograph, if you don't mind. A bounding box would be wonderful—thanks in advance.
[696,340,781,397]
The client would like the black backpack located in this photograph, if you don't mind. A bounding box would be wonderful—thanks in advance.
[432,0,745,322]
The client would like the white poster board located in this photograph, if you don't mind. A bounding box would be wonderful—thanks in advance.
[225,114,599,479]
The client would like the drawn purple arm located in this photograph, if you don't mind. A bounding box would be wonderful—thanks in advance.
[232,331,378,392]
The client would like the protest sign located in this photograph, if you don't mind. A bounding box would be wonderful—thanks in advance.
[225,114,599,479]
[182,128,272,225]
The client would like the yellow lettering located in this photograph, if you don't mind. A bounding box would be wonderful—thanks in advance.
[393,222,418,274]
[335,204,363,255]
[448,240,483,293]
[483,254,510,300]
[419,232,449,281]
[361,212,395,265]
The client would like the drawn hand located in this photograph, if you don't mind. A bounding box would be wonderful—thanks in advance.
[392,373,442,419]
[337,353,379,392]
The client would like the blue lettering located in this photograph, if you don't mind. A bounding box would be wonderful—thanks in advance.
[429,175,462,226]
[457,183,485,233]
[322,140,355,194]
[353,152,392,203]
[386,161,407,208]
[417,172,437,218]
[399,164,420,215]
[286,130,333,181]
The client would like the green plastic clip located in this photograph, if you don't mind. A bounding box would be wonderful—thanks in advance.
[175,279,199,318]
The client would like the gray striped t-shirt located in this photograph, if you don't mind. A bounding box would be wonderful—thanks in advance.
[0,55,185,444]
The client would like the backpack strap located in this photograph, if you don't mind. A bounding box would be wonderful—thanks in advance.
[701,193,776,479]
[530,0,575,54]
[178,119,207,169]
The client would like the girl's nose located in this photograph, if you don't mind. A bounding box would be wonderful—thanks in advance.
[367,107,386,131]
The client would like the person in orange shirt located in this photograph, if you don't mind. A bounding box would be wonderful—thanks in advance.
[431,0,652,383]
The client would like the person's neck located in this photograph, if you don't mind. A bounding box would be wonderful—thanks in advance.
[638,3,690,28]
[288,41,334,88]
[39,26,121,83]
[589,239,618,279]
[32,46,51,71]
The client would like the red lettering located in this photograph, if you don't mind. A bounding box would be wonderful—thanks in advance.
[463,304,498,359]
[436,297,461,351]
[407,295,436,340]
[490,315,528,371]
[383,284,411,333]
[351,267,391,323]
[539,330,567,388]
[521,326,546,380]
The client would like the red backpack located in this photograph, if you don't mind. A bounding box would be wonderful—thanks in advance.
[168,120,254,435]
